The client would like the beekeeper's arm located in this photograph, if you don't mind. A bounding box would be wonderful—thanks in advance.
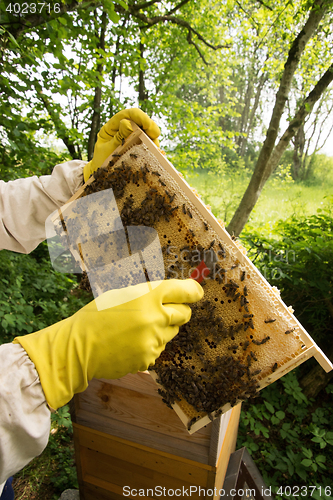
[0,158,84,494]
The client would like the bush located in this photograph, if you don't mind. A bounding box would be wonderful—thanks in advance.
[237,197,333,498]
[237,374,333,499]
[241,197,333,344]
[0,242,90,344]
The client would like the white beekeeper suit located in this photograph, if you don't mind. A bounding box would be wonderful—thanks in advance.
[0,161,85,495]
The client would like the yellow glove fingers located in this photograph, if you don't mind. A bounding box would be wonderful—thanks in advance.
[99,108,160,143]
[142,325,180,371]
[127,108,160,140]
[160,279,204,305]
[151,303,191,347]
[84,108,161,182]
[164,303,192,327]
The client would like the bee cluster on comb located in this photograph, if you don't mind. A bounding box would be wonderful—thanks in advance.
[53,129,332,433]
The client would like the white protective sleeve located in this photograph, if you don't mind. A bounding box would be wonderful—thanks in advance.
[0,160,85,253]
[0,344,51,487]
[0,160,85,494]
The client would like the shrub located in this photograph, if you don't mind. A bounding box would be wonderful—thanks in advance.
[0,242,90,344]
[238,198,333,498]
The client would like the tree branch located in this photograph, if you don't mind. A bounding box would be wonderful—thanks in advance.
[131,0,162,10]
[127,9,229,51]
[87,9,107,161]
[255,0,273,11]
[167,0,192,15]
[263,62,333,182]
[186,30,209,65]
[235,0,259,29]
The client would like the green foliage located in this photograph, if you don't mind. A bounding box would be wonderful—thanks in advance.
[48,423,78,494]
[242,197,333,343]
[237,372,333,499]
[237,196,333,498]
[306,154,333,186]
[0,242,90,344]
[186,158,251,224]
[51,405,73,432]
[2,0,332,186]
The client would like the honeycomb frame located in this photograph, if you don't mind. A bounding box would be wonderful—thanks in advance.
[52,123,333,434]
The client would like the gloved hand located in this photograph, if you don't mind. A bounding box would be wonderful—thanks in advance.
[13,279,203,410]
[83,108,161,182]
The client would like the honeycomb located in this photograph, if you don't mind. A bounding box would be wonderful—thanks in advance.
[53,134,329,434]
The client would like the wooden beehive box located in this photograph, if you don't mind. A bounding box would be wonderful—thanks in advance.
[70,373,241,500]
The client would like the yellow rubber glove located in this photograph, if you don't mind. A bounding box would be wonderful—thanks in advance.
[13,279,203,410]
[83,108,161,182]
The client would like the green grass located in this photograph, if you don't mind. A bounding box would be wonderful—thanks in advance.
[185,168,333,229]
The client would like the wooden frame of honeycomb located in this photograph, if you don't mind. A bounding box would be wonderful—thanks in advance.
[52,123,333,434]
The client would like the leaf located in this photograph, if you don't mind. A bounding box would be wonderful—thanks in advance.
[4,313,15,326]
[301,459,312,467]
[288,463,294,476]
[302,448,312,458]
[114,0,128,9]
[295,467,307,481]
[109,9,120,23]
[264,401,275,413]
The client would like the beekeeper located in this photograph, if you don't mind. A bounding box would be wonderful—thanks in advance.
[0,109,203,498]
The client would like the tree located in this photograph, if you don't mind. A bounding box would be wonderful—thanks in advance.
[291,87,333,180]
[227,0,333,236]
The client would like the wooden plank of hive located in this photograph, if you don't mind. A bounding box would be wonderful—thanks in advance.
[210,403,241,500]
[54,123,333,434]
[73,375,212,464]
[78,427,210,485]
[73,416,240,500]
